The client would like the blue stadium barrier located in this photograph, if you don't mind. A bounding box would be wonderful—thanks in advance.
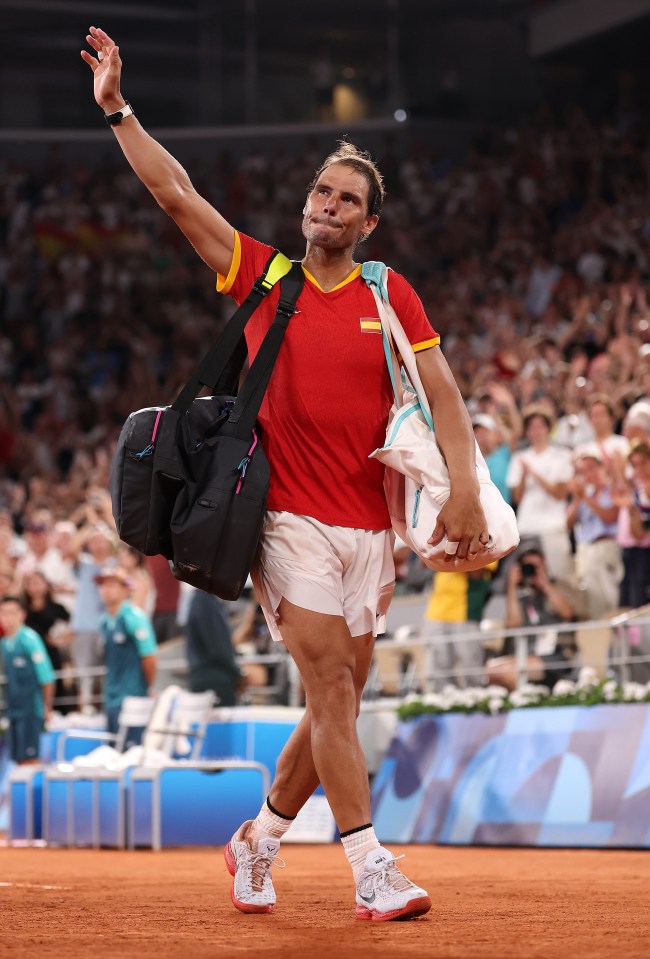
[8,767,43,842]
[129,762,270,849]
[371,703,650,848]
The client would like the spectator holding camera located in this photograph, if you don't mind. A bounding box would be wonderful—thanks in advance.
[486,548,579,691]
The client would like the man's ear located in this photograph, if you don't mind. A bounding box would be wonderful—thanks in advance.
[364,214,379,238]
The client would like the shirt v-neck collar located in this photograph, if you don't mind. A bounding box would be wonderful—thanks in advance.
[302,263,362,293]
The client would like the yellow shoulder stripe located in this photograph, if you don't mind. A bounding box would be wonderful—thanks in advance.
[412,336,441,353]
[216,230,241,294]
[217,233,292,295]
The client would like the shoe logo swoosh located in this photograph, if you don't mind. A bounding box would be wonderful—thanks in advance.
[359,891,376,904]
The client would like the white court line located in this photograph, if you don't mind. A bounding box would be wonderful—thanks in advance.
[0,882,71,890]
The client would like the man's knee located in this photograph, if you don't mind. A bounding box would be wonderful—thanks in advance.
[307,667,356,718]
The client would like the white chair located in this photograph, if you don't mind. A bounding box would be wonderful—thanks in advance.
[126,689,271,850]
[55,696,156,761]
[142,689,214,759]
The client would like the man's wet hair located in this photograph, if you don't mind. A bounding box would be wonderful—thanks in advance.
[308,141,385,217]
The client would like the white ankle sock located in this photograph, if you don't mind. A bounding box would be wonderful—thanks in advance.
[248,799,295,845]
[341,825,380,882]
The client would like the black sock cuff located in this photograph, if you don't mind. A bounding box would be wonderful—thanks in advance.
[266,796,296,821]
[340,822,373,839]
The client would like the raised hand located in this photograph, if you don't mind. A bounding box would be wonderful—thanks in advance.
[80,25,125,113]
[569,474,586,499]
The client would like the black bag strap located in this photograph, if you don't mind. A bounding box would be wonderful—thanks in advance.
[227,261,304,438]
[172,249,293,414]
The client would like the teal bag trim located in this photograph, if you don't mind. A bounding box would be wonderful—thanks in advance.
[361,260,389,301]
[364,260,401,406]
[363,260,434,432]
[412,487,422,528]
[385,402,421,446]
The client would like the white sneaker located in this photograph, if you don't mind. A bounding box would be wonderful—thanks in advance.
[355,846,431,922]
[224,820,285,914]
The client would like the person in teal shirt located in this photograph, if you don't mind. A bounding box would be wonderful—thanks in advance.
[95,567,157,734]
[472,413,513,505]
[0,595,55,764]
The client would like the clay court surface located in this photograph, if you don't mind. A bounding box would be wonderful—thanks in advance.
[2,844,649,959]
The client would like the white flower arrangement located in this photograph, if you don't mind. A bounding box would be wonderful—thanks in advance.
[397,670,650,721]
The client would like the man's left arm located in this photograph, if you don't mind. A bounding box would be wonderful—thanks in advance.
[41,682,54,722]
[127,608,158,691]
[416,345,488,561]
[140,654,157,691]
[26,633,56,721]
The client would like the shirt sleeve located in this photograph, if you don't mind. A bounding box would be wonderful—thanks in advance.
[123,606,157,657]
[216,231,276,304]
[387,270,440,351]
[23,630,56,684]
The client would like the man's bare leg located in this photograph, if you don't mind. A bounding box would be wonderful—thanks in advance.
[264,599,374,831]
[249,606,374,825]
[228,600,431,920]
[226,601,375,911]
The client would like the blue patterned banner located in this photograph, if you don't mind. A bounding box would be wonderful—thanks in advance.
[371,704,650,847]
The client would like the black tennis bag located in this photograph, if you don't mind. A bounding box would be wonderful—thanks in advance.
[109,253,304,601]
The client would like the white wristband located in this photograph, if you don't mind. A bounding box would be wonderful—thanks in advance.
[104,102,134,126]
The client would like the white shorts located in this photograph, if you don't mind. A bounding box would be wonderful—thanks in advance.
[251,511,396,643]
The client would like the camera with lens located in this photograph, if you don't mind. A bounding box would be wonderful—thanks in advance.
[518,559,538,587]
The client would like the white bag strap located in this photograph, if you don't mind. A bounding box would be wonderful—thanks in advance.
[364,263,435,432]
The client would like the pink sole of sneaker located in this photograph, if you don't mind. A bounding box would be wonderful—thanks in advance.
[355,895,432,922]
[224,842,274,915]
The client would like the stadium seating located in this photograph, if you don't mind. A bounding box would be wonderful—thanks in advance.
[8,697,154,845]
[43,690,215,847]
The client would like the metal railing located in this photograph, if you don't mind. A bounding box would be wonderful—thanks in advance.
[0,650,290,714]
[364,611,650,700]
[1,613,649,716]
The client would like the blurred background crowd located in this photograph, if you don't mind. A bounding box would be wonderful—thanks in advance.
[3,0,650,707]
[3,102,650,706]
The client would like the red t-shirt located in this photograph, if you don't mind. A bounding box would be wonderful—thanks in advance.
[218,232,439,529]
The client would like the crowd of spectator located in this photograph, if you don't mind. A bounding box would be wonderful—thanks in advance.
[2,101,650,700]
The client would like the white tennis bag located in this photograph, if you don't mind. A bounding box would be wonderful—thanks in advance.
[362,262,519,573]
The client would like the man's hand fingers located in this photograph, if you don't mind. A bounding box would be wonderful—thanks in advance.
[80,50,98,72]
[454,536,473,561]
[92,25,117,48]
[466,533,487,561]
[86,33,103,53]
[428,518,445,547]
